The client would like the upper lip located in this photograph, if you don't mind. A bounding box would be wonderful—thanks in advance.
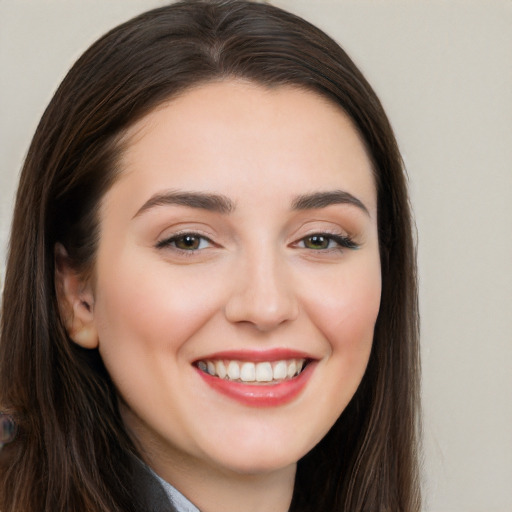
[194,348,317,363]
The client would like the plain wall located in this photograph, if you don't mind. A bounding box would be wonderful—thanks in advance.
[1,1,511,511]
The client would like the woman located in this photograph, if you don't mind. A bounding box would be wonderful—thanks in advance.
[0,1,420,511]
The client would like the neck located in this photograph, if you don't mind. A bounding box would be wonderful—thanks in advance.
[145,449,296,512]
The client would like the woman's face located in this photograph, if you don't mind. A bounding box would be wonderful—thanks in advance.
[86,81,381,477]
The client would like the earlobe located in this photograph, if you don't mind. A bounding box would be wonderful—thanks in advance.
[70,325,99,349]
[54,243,99,349]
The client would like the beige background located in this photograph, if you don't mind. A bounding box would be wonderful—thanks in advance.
[1,1,511,511]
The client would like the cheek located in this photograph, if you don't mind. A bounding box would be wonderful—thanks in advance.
[288,258,381,450]
[302,256,381,359]
[328,280,381,344]
[91,254,225,381]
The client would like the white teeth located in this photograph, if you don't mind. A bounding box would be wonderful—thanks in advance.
[198,358,306,382]
[215,360,227,379]
[287,360,297,378]
[256,362,273,382]
[227,361,240,380]
[240,362,256,382]
[273,360,287,380]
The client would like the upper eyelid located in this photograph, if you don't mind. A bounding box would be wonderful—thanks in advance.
[291,226,352,241]
[157,226,215,240]
[289,218,353,234]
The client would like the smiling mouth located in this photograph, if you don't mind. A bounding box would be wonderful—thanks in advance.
[195,358,308,385]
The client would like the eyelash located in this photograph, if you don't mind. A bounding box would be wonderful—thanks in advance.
[296,233,359,252]
[156,232,214,253]
[156,231,358,254]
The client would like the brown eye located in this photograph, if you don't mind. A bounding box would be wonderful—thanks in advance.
[156,233,212,251]
[297,233,359,251]
[174,234,202,250]
[303,235,331,250]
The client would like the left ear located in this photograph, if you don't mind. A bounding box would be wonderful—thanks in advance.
[54,243,99,349]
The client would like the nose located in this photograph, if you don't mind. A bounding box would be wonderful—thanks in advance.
[224,251,299,332]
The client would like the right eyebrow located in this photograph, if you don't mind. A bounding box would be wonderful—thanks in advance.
[132,190,235,218]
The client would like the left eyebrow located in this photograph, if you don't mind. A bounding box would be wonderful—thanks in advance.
[133,190,235,218]
[291,190,370,216]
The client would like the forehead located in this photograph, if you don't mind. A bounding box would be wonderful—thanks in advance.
[107,80,376,216]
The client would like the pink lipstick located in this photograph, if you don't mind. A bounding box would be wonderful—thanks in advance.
[194,349,316,407]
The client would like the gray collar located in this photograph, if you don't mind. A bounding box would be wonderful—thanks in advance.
[131,457,201,512]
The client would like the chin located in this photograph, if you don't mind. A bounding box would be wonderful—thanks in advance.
[200,435,311,477]
[216,453,298,477]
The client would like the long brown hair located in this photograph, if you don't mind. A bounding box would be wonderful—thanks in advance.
[0,1,420,510]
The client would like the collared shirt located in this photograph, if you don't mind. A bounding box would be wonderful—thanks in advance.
[149,466,201,512]
[131,456,201,512]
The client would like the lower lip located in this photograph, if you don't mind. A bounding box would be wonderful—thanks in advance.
[195,362,315,407]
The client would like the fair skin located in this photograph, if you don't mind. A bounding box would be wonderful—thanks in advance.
[57,81,381,512]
